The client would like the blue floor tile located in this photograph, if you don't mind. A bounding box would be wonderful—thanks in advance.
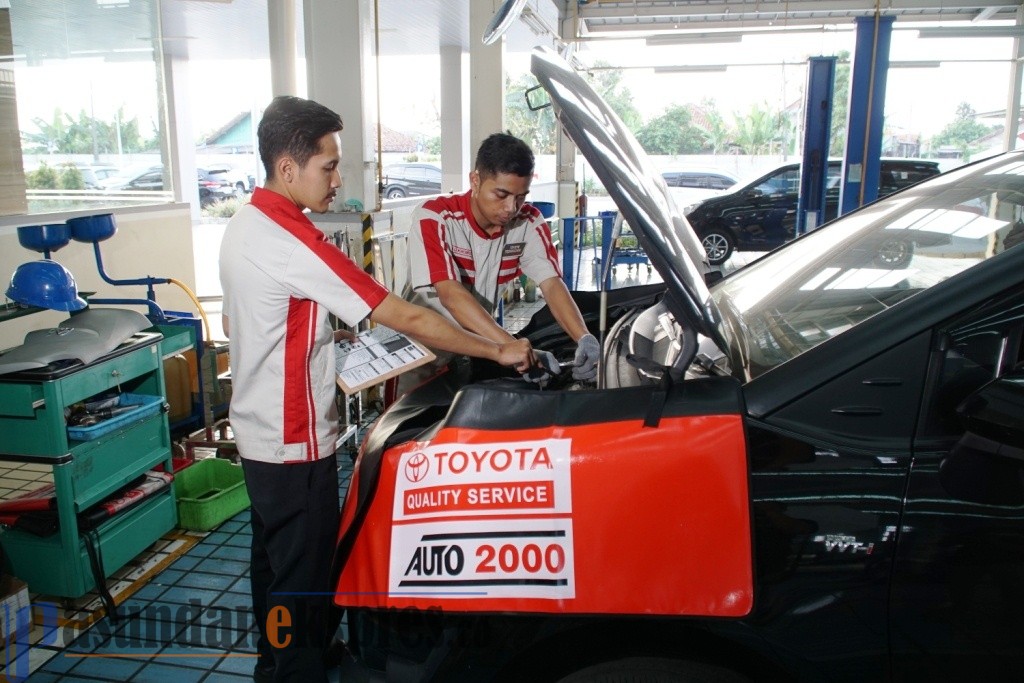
[168,554,202,571]
[204,531,232,545]
[25,672,61,682]
[209,592,251,611]
[227,577,251,595]
[222,534,251,548]
[38,650,81,674]
[195,558,248,575]
[212,545,250,562]
[66,654,144,681]
[128,660,207,682]
[202,673,251,683]
[174,571,237,591]
[130,582,169,602]
[152,645,235,671]
[219,520,245,533]
[152,568,184,585]
[214,652,259,675]
[159,585,223,607]
[183,543,217,558]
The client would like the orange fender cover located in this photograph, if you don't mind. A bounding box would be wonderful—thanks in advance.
[335,379,752,617]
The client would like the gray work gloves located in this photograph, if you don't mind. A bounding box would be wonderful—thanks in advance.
[572,333,601,381]
[523,349,561,385]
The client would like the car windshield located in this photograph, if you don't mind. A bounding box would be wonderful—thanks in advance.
[710,153,1024,380]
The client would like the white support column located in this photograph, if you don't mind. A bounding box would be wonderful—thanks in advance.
[268,0,298,97]
[556,7,579,218]
[158,49,199,219]
[303,0,378,212]
[468,2,505,157]
[439,45,468,194]
[1004,5,1024,152]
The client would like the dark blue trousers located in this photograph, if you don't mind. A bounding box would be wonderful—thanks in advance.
[242,453,340,683]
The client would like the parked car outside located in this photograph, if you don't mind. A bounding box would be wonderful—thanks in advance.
[99,165,162,192]
[333,45,1024,683]
[72,164,120,190]
[101,165,237,206]
[381,162,442,199]
[196,167,239,206]
[203,165,253,195]
[660,166,739,207]
[684,157,942,265]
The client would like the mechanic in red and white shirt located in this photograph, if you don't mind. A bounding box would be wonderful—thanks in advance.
[405,132,601,389]
[219,97,533,683]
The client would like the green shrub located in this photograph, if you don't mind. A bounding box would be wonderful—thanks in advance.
[58,165,85,190]
[26,162,59,189]
[202,194,249,218]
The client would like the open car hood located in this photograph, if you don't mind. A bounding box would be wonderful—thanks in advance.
[530,46,728,349]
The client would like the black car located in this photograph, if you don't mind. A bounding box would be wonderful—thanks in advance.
[382,162,442,199]
[685,157,942,265]
[332,46,1024,683]
[106,166,237,206]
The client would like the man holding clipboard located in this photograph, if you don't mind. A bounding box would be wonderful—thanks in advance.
[219,96,534,683]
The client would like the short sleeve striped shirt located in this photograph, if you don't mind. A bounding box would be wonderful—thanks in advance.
[407,190,560,318]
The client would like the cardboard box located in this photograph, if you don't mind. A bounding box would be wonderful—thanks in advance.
[0,575,30,641]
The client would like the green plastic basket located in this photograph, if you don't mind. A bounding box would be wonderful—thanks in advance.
[174,458,249,531]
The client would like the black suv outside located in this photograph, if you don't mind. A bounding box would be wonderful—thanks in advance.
[685,158,941,265]
[381,162,442,199]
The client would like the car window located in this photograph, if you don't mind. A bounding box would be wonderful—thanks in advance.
[712,157,1024,378]
[756,168,799,195]
[920,288,1024,438]
[880,163,940,196]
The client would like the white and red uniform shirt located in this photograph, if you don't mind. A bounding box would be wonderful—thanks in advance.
[219,188,388,464]
[407,190,560,321]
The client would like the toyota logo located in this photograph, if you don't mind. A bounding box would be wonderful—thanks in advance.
[404,452,429,483]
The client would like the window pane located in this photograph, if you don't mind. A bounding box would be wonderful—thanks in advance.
[8,1,169,216]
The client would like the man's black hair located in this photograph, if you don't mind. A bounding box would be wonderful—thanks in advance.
[474,132,534,180]
[257,95,344,179]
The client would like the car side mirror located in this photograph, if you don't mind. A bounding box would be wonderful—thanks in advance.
[938,368,1024,505]
[525,85,551,112]
[955,368,1024,458]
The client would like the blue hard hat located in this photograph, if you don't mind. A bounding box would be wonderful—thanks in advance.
[6,259,87,311]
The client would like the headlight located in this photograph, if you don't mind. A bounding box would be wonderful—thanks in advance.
[684,201,702,215]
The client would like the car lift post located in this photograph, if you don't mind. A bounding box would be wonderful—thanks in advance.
[840,15,895,217]
[796,56,836,237]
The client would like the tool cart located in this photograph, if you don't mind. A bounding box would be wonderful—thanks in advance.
[0,317,189,599]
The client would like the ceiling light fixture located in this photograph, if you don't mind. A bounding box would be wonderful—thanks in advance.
[654,64,729,73]
[918,25,1024,39]
[646,32,743,46]
[888,60,942,68]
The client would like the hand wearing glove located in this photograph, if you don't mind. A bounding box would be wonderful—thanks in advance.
[522,349,561,385]
[572,333,601,381]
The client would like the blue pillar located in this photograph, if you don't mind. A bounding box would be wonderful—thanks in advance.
[797,56,836,236]
[840,15,894,216]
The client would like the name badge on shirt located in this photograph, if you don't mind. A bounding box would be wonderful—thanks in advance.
[502,242,525,258]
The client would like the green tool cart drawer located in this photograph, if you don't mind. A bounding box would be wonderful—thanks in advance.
[0,383,44,418]
[0,491,177,598]
[70,410,170,511]
[59,343,162,407]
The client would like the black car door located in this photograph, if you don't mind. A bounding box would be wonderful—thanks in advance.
[889,285,1024,682]
[728,333,929,681]
[732,167,801,249]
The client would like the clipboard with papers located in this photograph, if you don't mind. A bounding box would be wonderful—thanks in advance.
[334,326,435,395]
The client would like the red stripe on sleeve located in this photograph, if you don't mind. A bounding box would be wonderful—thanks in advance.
[283,297,317,458]
[419,217,457,284]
